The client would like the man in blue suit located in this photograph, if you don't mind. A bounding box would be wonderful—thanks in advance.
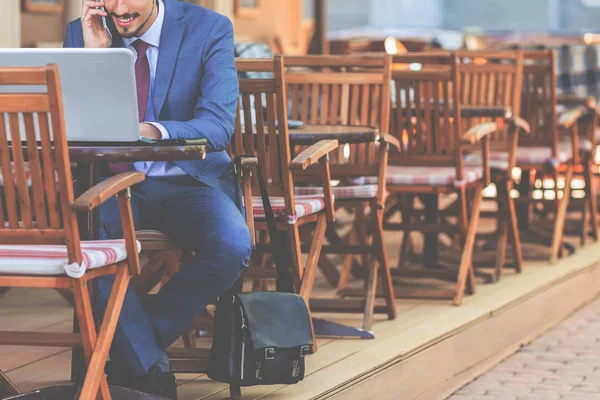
[63,0,251,398]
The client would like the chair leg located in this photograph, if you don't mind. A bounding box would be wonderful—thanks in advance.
[289,224,305,290]
[550,165,574,263]
[453,184,483,306]
[505,179,523,272]
[298,214,328,302]
[495,179,509,280]
[585,160,599,242]
[398,194,414,269]
[371,205,396,321]
[298,214,327,353]
[75,266,131,400]
[337,228,358,290]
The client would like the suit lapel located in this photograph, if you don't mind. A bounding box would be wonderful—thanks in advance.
[153,3,184,118]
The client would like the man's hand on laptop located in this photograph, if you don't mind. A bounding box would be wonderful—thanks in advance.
[140,123,162,140]
[81,0,111,48]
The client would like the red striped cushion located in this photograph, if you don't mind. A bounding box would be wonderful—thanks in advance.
[295,184,378,199]
[465,142,574,170]
[0,239,141,278]
[463,153,510,171]
[0,162,60,187]
[515,143,573,165]
[252,195,326,224]
[383,165,484,188]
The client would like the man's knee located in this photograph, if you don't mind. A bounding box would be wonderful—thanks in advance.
[199,224,252,281]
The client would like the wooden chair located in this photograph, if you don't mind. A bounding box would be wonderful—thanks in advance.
[0,64,143,399]
[283,54,397,330]
[455,49,528,280]
[231,56,338,341]
[382,52,495,305]
[517,49,592,262]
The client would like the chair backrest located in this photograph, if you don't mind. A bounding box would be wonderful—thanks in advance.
[283,54,392,188]
[390,53,465,173]
[520,49,558,149]
[0,65,81,263]
[231,56,296,217]
[454,50,524,152]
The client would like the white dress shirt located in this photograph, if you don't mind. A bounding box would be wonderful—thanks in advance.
[122,0,186,177]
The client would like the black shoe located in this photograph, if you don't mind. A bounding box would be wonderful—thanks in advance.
[105,360,134,388]
[131,364,177,400]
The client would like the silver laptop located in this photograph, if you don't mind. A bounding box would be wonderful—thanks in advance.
[0,48,140,143]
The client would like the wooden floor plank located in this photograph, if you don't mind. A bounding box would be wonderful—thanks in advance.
[0,207,595,399]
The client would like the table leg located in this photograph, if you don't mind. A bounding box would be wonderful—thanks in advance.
[422,194,439,267]
[517,169,532,230]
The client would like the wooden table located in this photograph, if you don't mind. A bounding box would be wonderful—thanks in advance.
[289,124,380,145]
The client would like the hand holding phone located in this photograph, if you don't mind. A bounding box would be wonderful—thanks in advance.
[81,0,112,48]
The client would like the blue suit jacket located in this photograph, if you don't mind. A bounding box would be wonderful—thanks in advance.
[63,0,240,203]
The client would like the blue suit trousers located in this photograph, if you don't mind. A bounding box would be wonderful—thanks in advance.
[96,175,252,376]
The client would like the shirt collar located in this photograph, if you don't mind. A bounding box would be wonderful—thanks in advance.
[122,0,164,49]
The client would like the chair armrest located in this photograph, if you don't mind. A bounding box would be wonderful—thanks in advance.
[558,107,585,130]
[461,122,497,145]
[557,94,596,109]
[232,156,258,247]
[290,139,339,170]
[71,172,145,211]
[237,156,259,168]
[507,116,531,135]
[377,133,401,152]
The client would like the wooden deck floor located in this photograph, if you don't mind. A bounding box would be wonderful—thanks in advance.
[2,209,600,399]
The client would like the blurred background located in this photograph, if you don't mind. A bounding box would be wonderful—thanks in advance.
[3,0,600,51]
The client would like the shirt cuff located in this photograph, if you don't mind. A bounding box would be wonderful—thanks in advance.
[147,122,170,140]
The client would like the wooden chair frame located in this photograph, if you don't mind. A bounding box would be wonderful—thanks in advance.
[231,56,339,344]
[390,50,529,281]
[282,53,398,330]
[518,49,593,262]
[455,49,527,280]
[381,52,495,305]
[0,65,143,400]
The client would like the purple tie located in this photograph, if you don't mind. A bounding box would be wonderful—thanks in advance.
[110,39,151,174]
[133,39,151,122]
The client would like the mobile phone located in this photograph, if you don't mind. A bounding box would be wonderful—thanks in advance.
[95,0,112,39]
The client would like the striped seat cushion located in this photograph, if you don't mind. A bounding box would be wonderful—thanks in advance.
[465,142,574,170]
[383,165,484,188]
[295,184,378,199]
[0,239,141,278]
[515,143,573,166]
[252,195,326,224]
[0,162,61,187]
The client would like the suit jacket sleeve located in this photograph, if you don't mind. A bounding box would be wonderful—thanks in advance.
[158,16,239,153]
[63,22,76,48]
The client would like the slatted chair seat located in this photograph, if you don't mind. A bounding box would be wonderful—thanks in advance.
[251,195,327,223]
[0,239,141,277]
[295,184,379,199]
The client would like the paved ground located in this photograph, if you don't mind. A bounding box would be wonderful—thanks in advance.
[448,297,600,400]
